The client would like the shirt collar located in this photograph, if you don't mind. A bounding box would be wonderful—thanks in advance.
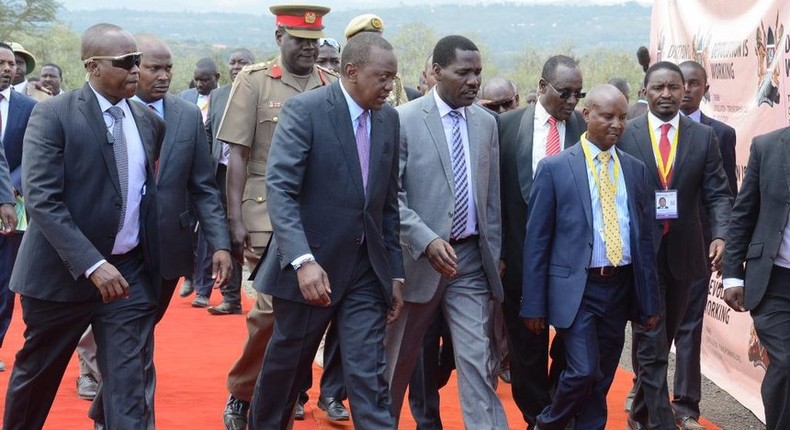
[534,99,557,125]
[584,136,617,160]
[0,86,10,101]
[131,95,164,119]
[685,109,702,123]
[89,83,132,120]
[339,79,366,122]
[647,110,680,131]
[12,80,27,93]
[433,88,466,120]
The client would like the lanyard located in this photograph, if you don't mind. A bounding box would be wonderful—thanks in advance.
[647,117,679,189]
[580,133,620,193]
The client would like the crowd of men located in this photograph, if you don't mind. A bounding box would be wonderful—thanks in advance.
[0,2,787,430]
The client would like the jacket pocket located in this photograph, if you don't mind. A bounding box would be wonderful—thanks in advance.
[548,264,570,278]
[746,242,763,260]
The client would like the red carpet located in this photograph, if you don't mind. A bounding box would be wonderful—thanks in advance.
[0,290,720,429]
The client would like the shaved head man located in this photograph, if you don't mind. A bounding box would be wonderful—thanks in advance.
[481,76,520,113]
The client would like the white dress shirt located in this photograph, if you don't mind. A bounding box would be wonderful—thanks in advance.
[0,87,10,141]
[532,100,567,176]
[12,80,26,94]
[85,86,148,277]
[433,88,478,239]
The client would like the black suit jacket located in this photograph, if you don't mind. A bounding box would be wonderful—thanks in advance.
[253,81,404,304]
[3,90,36,194]
[698,113,737,246]
[10,84,165,302]
[724,127,790,310]
[205,84,232,171]
[619,114,732,280]
[149,94,229,280]
[498,104,586,295]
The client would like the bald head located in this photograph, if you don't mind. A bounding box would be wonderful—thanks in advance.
[82,23,135,60]
[583,84,629,150]
[136,34,172,58]
[481,77,519,113]
[81,23,140,104]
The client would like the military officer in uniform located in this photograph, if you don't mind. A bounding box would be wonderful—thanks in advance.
[216,4,338,429]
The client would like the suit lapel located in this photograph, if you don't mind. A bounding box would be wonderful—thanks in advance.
[328,83,365,201]
[564,112,581,149]
[516,105,536,202]
[158,95,181,177]
[569,145,593,228]
[619,148,640,234]
[367,109,385,207]
[631,117,662,189]
[128,100,159,172]
[423,91,454,190]
[466,106,483,208]
[78,84,122,198]
[670,116,693,189]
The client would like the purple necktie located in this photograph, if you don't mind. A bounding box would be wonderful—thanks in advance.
[355,110,370,195]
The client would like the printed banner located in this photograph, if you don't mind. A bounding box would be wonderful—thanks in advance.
[650,0,790,422]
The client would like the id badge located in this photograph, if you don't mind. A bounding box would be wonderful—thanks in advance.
[655,190,678,219]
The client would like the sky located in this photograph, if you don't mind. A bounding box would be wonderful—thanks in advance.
[60,0,652,14]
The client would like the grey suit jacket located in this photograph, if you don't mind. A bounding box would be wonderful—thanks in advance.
[619,114,732,280]
[498,104,586,295]
[149,94,230,280]
[10,84,165,302]
[397,89,503,304]
[253,81,404,304]
[206,84,232,170]
[178,87,199,104]
[0,138,14,204]
[724,127,790,310]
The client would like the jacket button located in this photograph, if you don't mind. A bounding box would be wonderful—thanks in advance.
[255,196,264,203]
[273,116,279,122]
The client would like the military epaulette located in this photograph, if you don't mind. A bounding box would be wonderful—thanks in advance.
[239,60,276,78]
[315,64,339,86]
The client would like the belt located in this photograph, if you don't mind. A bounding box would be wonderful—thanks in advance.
[449,235,478,246]
[587,264,632,278]
[107,245,142,264]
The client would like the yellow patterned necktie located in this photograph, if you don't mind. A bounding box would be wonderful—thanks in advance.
[597,151,623,266]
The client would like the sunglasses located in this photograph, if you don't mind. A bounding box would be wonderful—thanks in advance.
[83,52,143,70]
[546,81,586,100]
[319,38,341,52]
[483,96,518,111]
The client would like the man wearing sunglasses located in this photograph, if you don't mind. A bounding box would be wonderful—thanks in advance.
[215,4,338,429]
[498,54,586,430]
[480,77,520,114]
[317,38,341,73]
[3,24,166,430]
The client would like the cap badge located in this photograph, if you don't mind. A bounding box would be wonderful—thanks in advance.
[305,11,317,24]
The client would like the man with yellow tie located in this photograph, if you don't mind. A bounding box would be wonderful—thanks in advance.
[521,84,660,430]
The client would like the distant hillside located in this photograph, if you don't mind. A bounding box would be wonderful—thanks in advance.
[59,2,651,68]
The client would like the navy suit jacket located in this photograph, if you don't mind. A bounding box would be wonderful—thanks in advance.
[253,81,404,305]
[520,142,660,328]
[4,90,36,194]
[178,88,199,104]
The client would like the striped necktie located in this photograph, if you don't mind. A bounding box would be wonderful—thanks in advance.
[449,110,469,240]
[107,106,128,232]
[546,116,561,156]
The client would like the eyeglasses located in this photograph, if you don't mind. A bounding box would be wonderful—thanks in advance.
[483,95,518,111]
[319,38,341,52]
[83,52,143,70]
[546,81,585,100]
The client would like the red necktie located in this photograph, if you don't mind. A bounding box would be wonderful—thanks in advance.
[546,116,560,156]
[659,123,672,235]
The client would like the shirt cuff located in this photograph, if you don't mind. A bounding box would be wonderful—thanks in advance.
[393,278,405,285]
[291,253,315,270]
[85,259,107,278]
[722,278,744,289]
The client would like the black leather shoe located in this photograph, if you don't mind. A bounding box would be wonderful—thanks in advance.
[318,397,350,421]
[223,394,249,430]
[294,402,305,420]
[77,374,99,400]
[208,301,242,315]
[626,415,647,430]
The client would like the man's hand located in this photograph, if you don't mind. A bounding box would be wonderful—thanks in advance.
[425,238,457,277]
[522,317,547,334]
[388,280,405,324]
[640,315,660,330]
[724,286,747,312]
[229,219,254,264]
[0,204,17,235]
[498,259,506,278]
[709,238,725,273]
[211,250,233,289]
[89,262,129,303]
[297,261,331,307]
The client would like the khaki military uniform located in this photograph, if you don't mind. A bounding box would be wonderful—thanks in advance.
[217,57,337,248]
[386,74,409,107]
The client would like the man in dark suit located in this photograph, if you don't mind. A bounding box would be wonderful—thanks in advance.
[0,42,34,372]
[204,48,254,316]
[671,60,738,430]
[2,24,165,429]
[723,126,790,430]
[248,32,404,429]
[619,61,732,430]
[522,84,660,430]
[498,54,586,428]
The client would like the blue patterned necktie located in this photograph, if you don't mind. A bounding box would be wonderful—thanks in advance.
[448,110,469,239]
[107,106,128,232]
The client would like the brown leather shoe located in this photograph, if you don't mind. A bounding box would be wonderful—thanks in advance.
[207,301,242,315]
[676,416,706,430]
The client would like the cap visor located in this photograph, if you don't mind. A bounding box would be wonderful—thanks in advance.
[283,28,324,39]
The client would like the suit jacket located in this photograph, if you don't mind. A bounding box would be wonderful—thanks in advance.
[724,127,790,310]
[149,94,230,280]
[3,90,36,194]
[701,113,737,195]
[520,143,660,328]
[253,81,404,304]
[618,114,732,280]
[205,84,232,170]
[0,137,13,204]
[397,89,503,304]
[178,88,199,104]
[498,104,586,295]
[10,84,165,302]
